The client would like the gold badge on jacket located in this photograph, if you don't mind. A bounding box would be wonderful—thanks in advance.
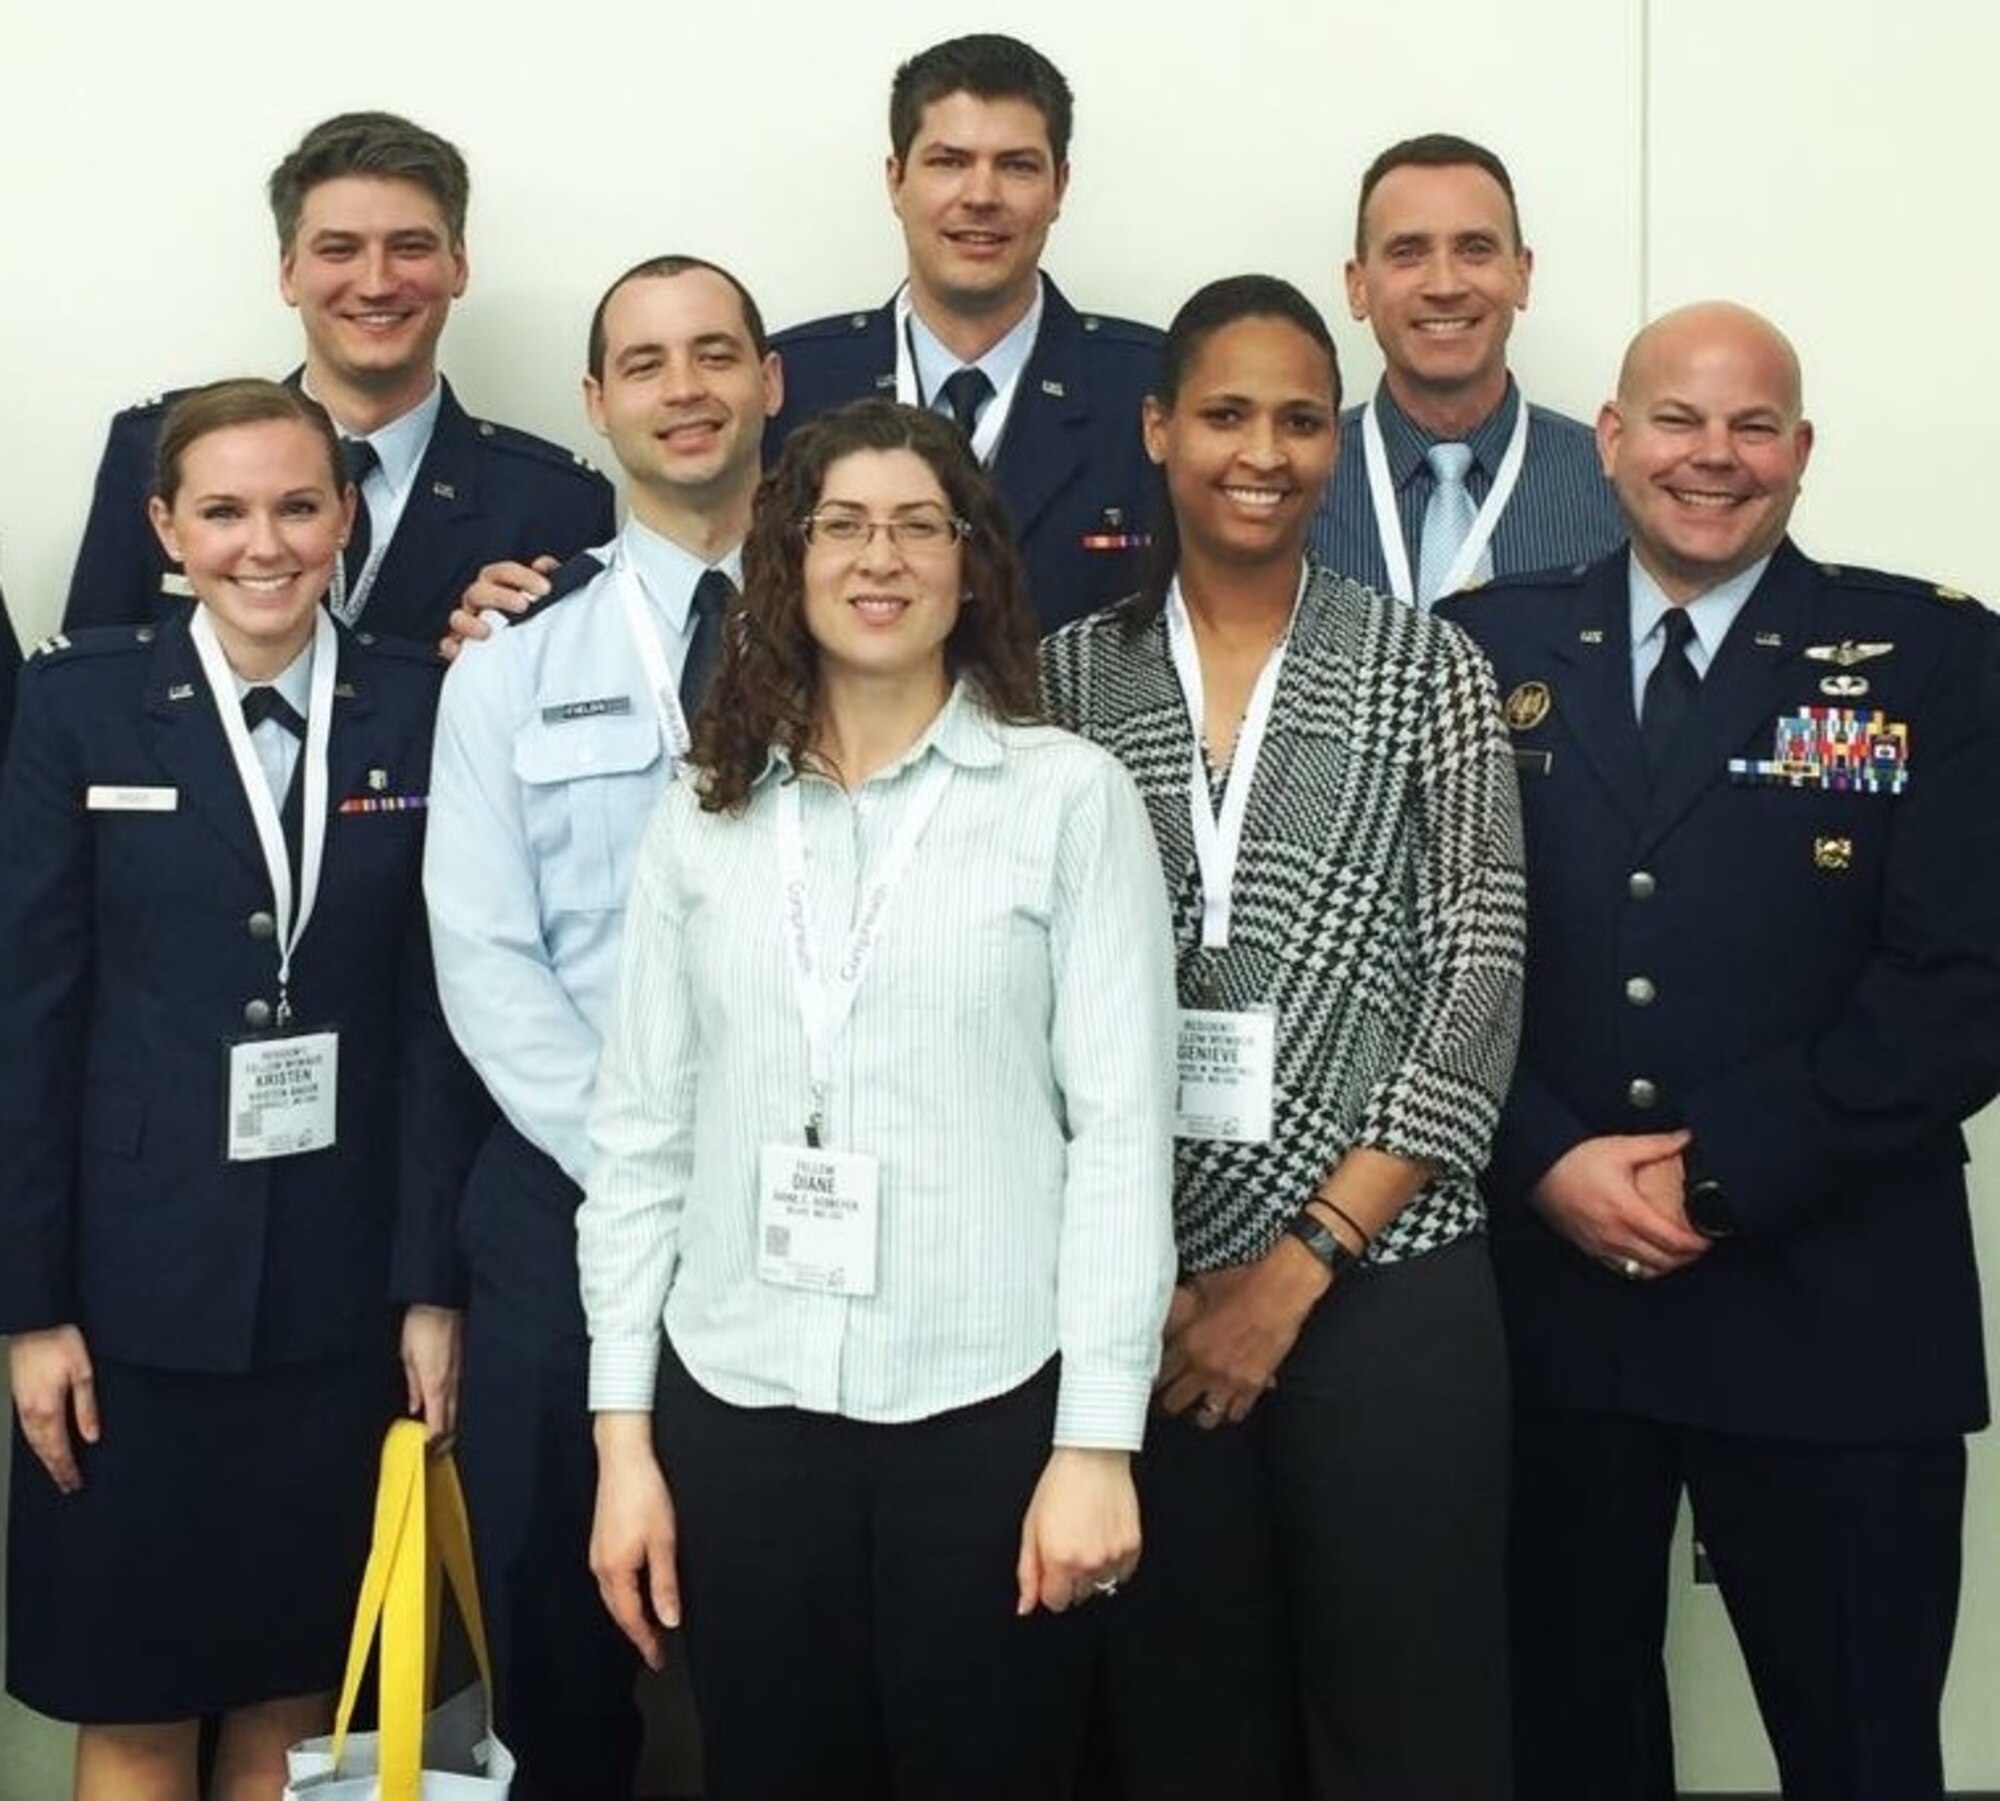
[1503,681,1552,731]
[1813,836,1853,871]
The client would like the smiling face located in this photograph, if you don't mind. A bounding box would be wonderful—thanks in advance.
[1599,304,1813,602]
[1144,315,1339,576]
[280,174,467,416]
[583,268,780,526]
[887,91,1067,331]
[148,417,354,677]
[1345,161,1531,428]
[801,448,965,694]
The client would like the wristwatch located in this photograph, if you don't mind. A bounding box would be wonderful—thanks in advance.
[1284,1210,1361,1277]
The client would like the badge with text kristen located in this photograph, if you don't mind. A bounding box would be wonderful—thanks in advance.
[224,1030,339,1161]
[1175,1007,1277,1144]
[756,1143,880,1296]
[1728,707,1910,794]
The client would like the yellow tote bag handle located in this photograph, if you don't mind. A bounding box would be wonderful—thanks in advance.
[324,1419,499,1801]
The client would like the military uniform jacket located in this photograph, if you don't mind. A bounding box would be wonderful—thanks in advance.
[0,612,487,1371]
[63,377,615,644]
[1441,541,2000,1443]
[767,277,1161,633]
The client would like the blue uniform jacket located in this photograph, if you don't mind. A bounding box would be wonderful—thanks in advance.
[63,378,615,645]
[1441,543,2000,1442]
[0,611,488,1371]
[0,587,18,763]
[766,278,1161,633]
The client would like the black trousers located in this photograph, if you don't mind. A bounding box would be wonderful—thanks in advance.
[1090,1234,1513,1801]
[655,1346,1094,1801]
[1511,1406,1966,1801]
[456,1122,643,1801]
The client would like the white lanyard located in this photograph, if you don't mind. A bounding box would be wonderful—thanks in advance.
[892,285,1029,468]
[774,756,955,1142]
[613,549,694,758]
[1165,568,1305,950]
[190,605,337,1023]
[1362,393,1530,604]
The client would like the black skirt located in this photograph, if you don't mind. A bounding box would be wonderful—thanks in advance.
[6,1349,400,1723]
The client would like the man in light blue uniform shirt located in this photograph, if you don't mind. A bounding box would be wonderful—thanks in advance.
[1312,133,1622,605]
[423,253,780,1801]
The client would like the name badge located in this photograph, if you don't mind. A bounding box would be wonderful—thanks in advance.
[1176,1007,1276,1144]
[756,1143,880,1296]
[224,1029,339,1162]
[86,784,178,812]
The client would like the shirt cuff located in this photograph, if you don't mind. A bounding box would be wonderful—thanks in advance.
[1053,1367,1153,1452]
[587,1333,662,1414]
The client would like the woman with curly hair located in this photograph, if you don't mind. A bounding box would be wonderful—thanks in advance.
[576,398,1178,1800]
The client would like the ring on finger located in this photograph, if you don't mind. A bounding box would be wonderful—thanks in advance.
[1618,1256,1644,1280]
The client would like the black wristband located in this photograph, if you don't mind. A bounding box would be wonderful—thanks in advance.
[1284,1210,1360,1277]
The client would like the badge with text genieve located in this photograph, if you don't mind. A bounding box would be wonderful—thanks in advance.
[1176,1006,1277,1144]
[224,1029,339,1162]
[756,1144,881,1296]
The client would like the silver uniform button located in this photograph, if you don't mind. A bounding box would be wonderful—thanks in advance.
[246,911,276,941]
[1624,976,1657,1007]
[243,998,274,1029]
[1628,870,1657,900]
[1627,1077,1658,1109]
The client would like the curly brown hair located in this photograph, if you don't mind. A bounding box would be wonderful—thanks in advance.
[690,399,1042,813]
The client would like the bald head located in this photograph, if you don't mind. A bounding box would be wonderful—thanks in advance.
[1597,301,1815,603]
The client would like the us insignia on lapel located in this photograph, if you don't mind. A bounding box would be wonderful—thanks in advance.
[1577,628,1605,645]
[432,481,457,500]
[1502,681,1552,731]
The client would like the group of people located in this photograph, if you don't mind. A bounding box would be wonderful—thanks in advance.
[0,29,1995,1801]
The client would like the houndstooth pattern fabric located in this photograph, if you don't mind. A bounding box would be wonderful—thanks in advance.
[1041,563,1526,1271]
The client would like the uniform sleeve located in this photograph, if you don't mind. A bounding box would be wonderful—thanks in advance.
[1046,752,1178,1450]
[577,793,701,1412]
[1681,610,2000,1234]
[64,411,166,630]
[1351,628,1527,1179]
[424,641,605,1184]
[0,666,91,1330]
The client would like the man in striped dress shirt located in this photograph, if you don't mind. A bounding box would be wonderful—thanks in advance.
[1311,133,1622,605]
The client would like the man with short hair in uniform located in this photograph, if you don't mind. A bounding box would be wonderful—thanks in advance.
[1315,132,1622,605]
[1441,301,2000,1801]
[424,253,780,1800]
[64,110,612,646]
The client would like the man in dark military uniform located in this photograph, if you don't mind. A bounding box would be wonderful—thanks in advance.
[766,32,1160,633]
[1442,301,2000,1801]
[63,112,612,647]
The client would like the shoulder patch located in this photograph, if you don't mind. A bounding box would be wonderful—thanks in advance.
[1821,562,1989,612]
[472,419,607,483]
[27,625,153,664]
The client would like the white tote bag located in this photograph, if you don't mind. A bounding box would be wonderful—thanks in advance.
[286,1419,516,1799]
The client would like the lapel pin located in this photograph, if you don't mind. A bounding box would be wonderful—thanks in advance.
[1577,628,1605,645]
[874,373,896,391]
[1804,640,1893,667]
[1041,378,1066,398]
[432,480,456,501]
[333,682,358,700]
[1754,631,1784,648]
[367,768,389,791]
[167,682,195,701]
[1813,836,1853,872]
[1503,680,1553,731]
[1819,673,1870,698]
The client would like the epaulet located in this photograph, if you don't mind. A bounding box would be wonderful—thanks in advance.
[1472,560,1594,596]
[1819,561,1989,614]
[111,385,194,424]
[515,550,610,629]
[772,309,882,347]
[1074,311,1165,350]
[26,624,155,664]
[469,417,606,484]
[351,630,448,669]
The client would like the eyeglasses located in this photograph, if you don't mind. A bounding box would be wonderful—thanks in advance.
[799,508,970,553]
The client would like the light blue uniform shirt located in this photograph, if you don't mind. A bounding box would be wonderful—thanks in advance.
[907,278,1042,439]
[579,684,1179,1449]
[1627,551,1769,717]
[424,519,742,1184]
[234,642,314,805]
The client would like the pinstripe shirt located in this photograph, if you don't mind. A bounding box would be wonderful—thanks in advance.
[578,683,1178,1450]
[1310,379,1623,594]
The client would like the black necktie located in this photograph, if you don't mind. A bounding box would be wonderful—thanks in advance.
[938,367,993,441]
[679,569,734,724]
[1639,606,1700,780]
[340,438,381,600]
[242,685,306,739]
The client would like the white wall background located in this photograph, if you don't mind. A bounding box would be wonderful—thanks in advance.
[0,1,1992,1790]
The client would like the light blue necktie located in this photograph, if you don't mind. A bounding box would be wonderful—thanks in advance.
[1417,441,1479,608]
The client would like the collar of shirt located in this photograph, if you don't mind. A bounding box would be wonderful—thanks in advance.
[303,376,442,503]
[231,639,316,803]
[231,639,315,715]
[756,678,1005,790]
[622,515,743,639]
[1373,373,1521,492]
[1627,550,1771,714]
[906,277,1044,413]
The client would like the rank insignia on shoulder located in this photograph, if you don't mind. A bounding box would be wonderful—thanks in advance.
[1819,673,1869,698]
[1503,680,1553,731]
[541,695,633,724]
[1804,640,1893,667]
[1936,585,1972,603]
[1812,836,1853,871]
[1729,706,1910,794]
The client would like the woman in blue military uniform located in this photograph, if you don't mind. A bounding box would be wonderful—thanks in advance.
[0,380,479,1799]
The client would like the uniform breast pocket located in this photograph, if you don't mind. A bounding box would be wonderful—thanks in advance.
[513,712,666,913]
